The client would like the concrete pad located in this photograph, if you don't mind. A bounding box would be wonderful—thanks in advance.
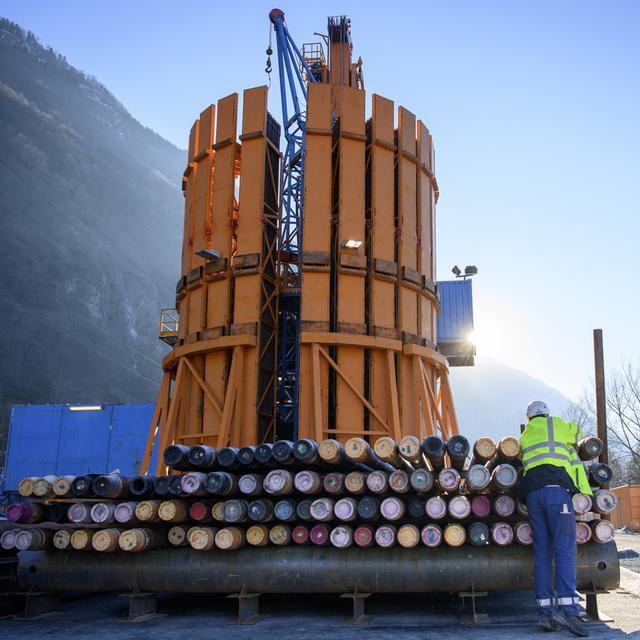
[0,589,636,640]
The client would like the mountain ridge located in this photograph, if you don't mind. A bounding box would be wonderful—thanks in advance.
[0,17,184,453]
[450,354,571,440]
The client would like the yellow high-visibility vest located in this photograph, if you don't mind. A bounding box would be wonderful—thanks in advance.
[520,415,592,495]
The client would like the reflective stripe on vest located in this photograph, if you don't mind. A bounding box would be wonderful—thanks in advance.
[521,441,571,455]
[524,450,571,465]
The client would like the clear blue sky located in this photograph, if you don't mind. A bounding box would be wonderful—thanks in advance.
[3,0,639,399]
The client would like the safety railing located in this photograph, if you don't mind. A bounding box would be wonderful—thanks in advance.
[159,308,179,345]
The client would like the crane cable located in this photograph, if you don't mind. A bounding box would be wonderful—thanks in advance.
[265,21,273,87]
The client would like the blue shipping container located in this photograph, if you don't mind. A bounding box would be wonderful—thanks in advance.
[437,279,475,366]
[1,403,158,496]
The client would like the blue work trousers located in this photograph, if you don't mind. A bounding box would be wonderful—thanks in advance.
[527,485,581,616]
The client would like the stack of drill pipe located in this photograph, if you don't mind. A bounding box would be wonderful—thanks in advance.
[3,434,618,553]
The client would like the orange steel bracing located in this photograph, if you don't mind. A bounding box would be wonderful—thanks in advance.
[141,15,459,474]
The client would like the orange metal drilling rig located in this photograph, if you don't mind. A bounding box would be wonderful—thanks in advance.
[141,10,459,475]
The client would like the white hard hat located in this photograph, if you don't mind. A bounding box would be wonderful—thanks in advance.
[526,400,550,419]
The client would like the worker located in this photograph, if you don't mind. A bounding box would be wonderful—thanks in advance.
[519,400,592,637]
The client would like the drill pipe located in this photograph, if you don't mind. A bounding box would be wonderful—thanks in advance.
[17,542,619,594]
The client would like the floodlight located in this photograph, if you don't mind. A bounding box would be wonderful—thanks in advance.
[452,265,461,277]
[342,239,363,249]
[196,248,221,261]
[464,265,478,276]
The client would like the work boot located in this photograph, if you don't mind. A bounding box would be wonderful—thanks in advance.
[552,610,589,637]
[539,611,559,632]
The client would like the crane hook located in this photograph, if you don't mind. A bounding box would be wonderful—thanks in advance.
[265,25,273,86]
[265,49,272,74]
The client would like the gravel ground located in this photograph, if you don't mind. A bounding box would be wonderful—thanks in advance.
[617,531,640,574]
[619,556,640,574]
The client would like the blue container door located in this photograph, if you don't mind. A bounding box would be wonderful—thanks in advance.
[56,406,111,475]
[107,403,157,476]
[3,405,63,492]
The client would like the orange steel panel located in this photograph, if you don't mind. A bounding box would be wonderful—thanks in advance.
[397,106,419,437]
[192,105,215,263]
[370,95,395,263]
[182,120,199,274]
[180,118,198,397]
[186,287,205,438]
[178,296,189,341]
[330,41,352,87]
[197,105,215,154]
[302,83,332,253]
[369,94,396,331]
[184,105,215,439]
[429,132,437,342]
[299,83,332,439]
[336,86,366,436]
[368,94,396,436]
[203,93,238,443]
[179,119,199,438]
[417,120,435,344]
[234,87,267,321]
[397,106,418,334]
[233,86,267,445]
[330,40,352,117]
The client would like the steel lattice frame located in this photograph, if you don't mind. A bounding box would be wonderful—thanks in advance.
[271,13,318,437]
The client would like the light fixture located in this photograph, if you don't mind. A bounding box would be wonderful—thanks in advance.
[68,405,103,411]
[196,248,221,261]
[342,239,363,249]
[452,264,478,279]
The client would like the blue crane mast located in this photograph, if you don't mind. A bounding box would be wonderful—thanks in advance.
[268,9,319,439]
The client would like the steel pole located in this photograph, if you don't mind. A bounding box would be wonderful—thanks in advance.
[593,329,608,468]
